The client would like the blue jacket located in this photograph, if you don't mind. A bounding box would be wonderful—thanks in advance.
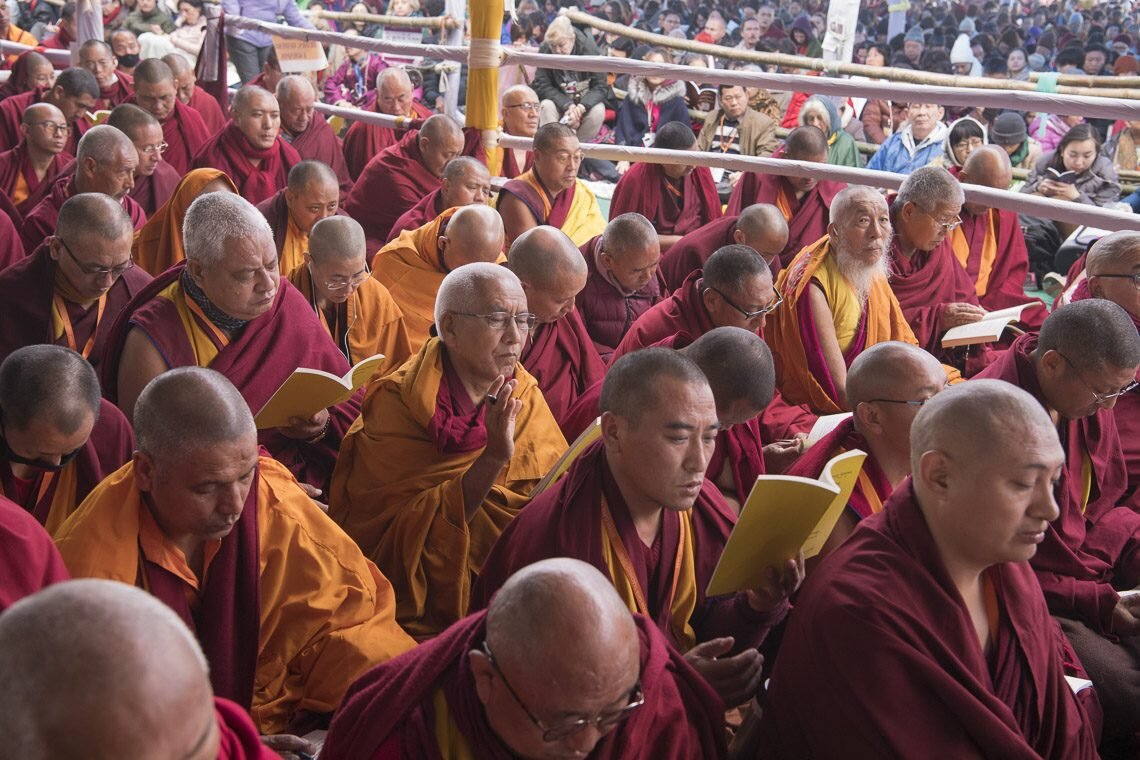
[866,122,949,174]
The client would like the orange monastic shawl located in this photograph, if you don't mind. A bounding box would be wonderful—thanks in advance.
[132,169,238,276]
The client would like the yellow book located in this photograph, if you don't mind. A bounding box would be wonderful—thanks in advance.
[706,449,867,596]
[530,418,601,497]
[253,354,385,430]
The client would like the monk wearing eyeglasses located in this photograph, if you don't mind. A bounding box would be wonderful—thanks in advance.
[0,103,71,217]
[499,84,538,179]
[107,103,180,217]
[130,58,212,176]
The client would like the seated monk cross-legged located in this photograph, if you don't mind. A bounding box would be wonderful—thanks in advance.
[106,103,181,218]
[275,75,352,194]
[474,348,804,708]
[757,380,1100,758]
[289,215,412,376]
[0,102,71,218]
[387,155,491,244]
[55,368,416,736]
[658,203,790,293]
[330,263,568,639]
[323,558,728,759]
[0,580,280,759]
[131,58,212,177]
[256,159,341,277]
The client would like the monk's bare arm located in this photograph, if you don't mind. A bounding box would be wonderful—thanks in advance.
[117,327,170,423]
[808,283,849,409]
[658,234,683,252]
[497,193,538,244]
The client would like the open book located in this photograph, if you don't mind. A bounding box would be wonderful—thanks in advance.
[706,449,867,596]
[253,354,385,430]
[941,303,1032,349]
[530,418,601,497]
[1046,167,1078,184]
[806,412,852,446]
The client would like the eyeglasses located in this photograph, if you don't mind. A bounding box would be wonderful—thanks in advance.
[919,207,963,232]
[481,642,644,742]
[138,141,168,156]
[453,311,537,332]
[322,268,370,291]
[57,237,134,278]
[866,397,932,407]
[1089,272,1140,288]
[1059,353,1139,405]
[29,120,69,135]
[506,102,541,113]
[704,286,783,320]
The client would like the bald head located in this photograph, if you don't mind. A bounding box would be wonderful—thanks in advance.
[440,205,505,269]
[440,156,491,208]
[846,342,946,408]
[959,145,1013,214]
[417,114,465,176]
[501,84,540,137]
[420,113,463,144]
[287,159,338,194]
[20,102,67,156]
[309,216,366,264]
[376,67,414,116]
[56,191,134,250]
[135,368,255,464]
[0,345,100,436]
[1039,300,1140,373]
[132,57,174,86]
[602,212,657,260]
[830,185,886,226]
[0,580,218,760]
[735,203,790,262]
[162,52,191,77]
[784,124,829,160]
[703,244,771,294]
[602,347,709,427]
[684,327,775,422]
[276,75,316,134]
[508,226,587,322]
[434,261,523,328]
[76,126,138,198]
[18,51,53,92]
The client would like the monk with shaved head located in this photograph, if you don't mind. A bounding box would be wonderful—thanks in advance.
[0,51,52,100]
[387,155,492,243]
[760,380,1099,757]
[476,346,801,707]
[609,121,723,252]
[509,225,604,430]
[342,67,434,181]
[325,558,726,758]
[276,75,352,192]
[500,84,539,177]
[331,263,567,638]
[107,102,181,216]
[78,39,133,110]
[345,113,468,247]
[131,57,212,174]
[193,86,302,205]
[162,53,225,134]
[373,203,507,351]
[728,125,846,266]
[660,202,790,292]
[0,67,98,154]
[289,215,412,375]
[0,579,278,758]
[956,145,1047,327]
[56,368,415,736]
[0,103,69,217]
[256,159,341,276]
[976,299,1140,751]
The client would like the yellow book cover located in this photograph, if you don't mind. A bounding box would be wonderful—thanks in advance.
[530,418,601,497]
[706,449,867,596]
[253,354,385,430]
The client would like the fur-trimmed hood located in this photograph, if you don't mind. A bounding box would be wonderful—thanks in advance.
[627,76,688,106]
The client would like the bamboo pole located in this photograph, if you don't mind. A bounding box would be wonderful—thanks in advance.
[466,0,502,175]
[563,9,1140,101]
[1029,71,1140,88]
[302,8,459,29]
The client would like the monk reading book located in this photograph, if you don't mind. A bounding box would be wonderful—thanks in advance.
[0,68,98,155]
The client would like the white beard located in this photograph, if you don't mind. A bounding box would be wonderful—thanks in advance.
[835,249,891,307]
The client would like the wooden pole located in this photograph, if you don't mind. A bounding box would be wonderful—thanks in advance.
[302,8,459,29]
[563,9,1140,101]
[466,0,503,175]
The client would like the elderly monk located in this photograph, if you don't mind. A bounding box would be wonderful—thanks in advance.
[105,193,361,491]
[974,300,1140,752]
[373,204,507,352]
[508,225,604,432]
[344,113,465,249]
[164,53,226,135]
[767,186,925,415]
[0,194,151,372]
[758,380,1100,758]
[56,368,415,735]
[255,160,340,277]
[0,51,52,100]
[77,40,133,110]
[324,558,726,760]
[955,145,1047,328]
[276,75,352,194]
[107,103,180,217]
[0,102,70,215]
[387,156,491,244]
[1074,232,1140,507]
[342,68,433,181]
[0,67,98,155]
[727,126,846,267]
[329,263,567,639]
[289,216,412,374]
[475,348,802,707]
[498,122,606,247]
[192,86,301,206]
[0,346,134,533]
[610,122,722,252]
[0,580,279,759]
[659,204,790,291]
[887,166,988,365]
[132,168,237,275]
[785,341,946,562]
[131,58,212,175]
[576,213,666,360]
[20,124,145,254]
[0,496,68,613]
[500,84,539,178]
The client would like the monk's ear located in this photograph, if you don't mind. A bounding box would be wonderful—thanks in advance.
[1038,349,1065,380]
[186,258,206,286]
[600,411,622,449]
[917,449,951,498]
[853,400,880,432]
[133,450,156,492]
[732,228,745,244]
[468,650,495,705]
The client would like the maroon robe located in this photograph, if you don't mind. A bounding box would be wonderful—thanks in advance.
[386,187,443,244]
[216,698,278,760]
[341,102,432,181]
[0,51,44,101]
[255,188,348,257]
[976,334,1140,634]
[658,215,783,294]
[497,171,578,233]
[100,264,359,491]
[285,116,352,194]
[192,123,302,206]
[958,206,1047,329]
[759,480,1100,759]
[129,160,180,218]
[727,173,844,266]
[785,416,892,520]
[888,234,982,358]
[94,71,133,110]
[148,97,213,175]
[0,88,85,154]
[574,234,665,360]
[0,142,71,216]
[609,162,722,238]
[343,130,440,249]
[322,610,726,760]
[518,308,605,436]
[0,242,152,370]
[0,199,24,270]
[187,84,226,135]
[473,440,787,651]
[501,145,532,179]
[0,495,69,614]
[20,175,148,254]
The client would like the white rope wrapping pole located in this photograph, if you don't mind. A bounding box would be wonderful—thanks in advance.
[0,40,72,65]
[467,37,502,69]
[227,16,468,63]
